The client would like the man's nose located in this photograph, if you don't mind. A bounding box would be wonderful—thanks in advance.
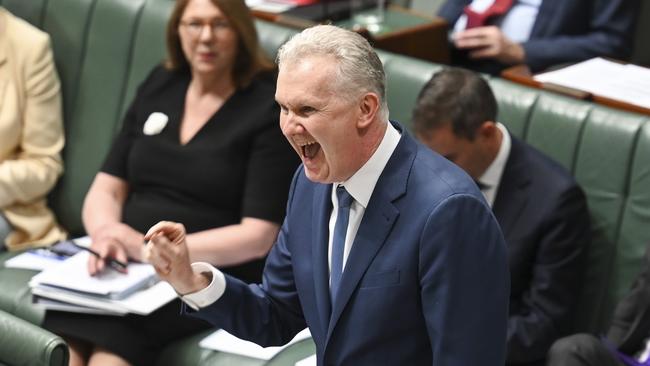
[282,114,305,134]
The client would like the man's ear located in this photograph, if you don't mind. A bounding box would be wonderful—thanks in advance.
[477,121,498,140]
[357,92,381,129]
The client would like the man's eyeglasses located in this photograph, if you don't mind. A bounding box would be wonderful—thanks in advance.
[179,19,231,37]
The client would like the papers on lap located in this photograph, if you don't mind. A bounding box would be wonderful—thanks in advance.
[4,236,91,271]
[29,251,177,315]
[31,251,155,300]
[199,328,312,360]
[31,281,177,316]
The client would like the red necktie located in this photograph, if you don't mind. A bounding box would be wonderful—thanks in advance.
[463,0,514,29]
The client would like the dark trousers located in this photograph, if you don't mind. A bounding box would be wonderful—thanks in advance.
[546,334,625,366]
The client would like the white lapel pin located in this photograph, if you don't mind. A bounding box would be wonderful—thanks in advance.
[143,112,168,135]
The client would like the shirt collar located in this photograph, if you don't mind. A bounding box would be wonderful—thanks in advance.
[478,122,511,189]
[334,122,401,209]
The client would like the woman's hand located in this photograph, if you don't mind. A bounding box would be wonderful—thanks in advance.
[144,221,209,295]
[87,222,143,275]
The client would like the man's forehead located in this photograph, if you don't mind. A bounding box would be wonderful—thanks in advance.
[277,60,338,100]
[280,55,337,78]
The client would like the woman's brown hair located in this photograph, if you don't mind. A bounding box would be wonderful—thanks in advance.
[165,0,274,88]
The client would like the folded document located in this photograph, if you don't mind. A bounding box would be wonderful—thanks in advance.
[30,251,177,315]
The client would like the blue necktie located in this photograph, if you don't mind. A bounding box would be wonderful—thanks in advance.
[330,186,353,304]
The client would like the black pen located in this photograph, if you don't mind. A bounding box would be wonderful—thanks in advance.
[71,242,128,272]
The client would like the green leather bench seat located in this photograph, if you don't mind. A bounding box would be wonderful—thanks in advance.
[1,0,650,364]
[0,309,68,366]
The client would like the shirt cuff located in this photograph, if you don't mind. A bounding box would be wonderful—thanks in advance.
[180,262,226,310]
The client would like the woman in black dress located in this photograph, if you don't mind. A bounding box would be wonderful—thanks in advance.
[43,0,299,365]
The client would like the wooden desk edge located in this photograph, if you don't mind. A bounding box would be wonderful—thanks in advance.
[501,64,650,116]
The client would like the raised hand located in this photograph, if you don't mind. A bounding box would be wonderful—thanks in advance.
[143,221,209,295]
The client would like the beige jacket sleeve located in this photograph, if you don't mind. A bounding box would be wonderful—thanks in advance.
[0,21,64,207]
[0,8,66,249]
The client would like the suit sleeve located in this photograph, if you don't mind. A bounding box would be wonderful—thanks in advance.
[187,168,308,346]
[419,193,509,366]
[523,0,639,72]
[607,246,650,354]
[506,185,591,363]
[0,35,64,207]
[437,0,471,24]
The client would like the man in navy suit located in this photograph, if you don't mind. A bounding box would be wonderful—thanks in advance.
[438,0,639,74]
[143,25,509,365]
[413,68,591,365]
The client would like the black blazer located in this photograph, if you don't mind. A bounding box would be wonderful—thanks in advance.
[608,246,650,356]
[493,137,591,365]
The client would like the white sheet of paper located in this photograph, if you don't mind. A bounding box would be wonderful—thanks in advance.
[30,251,156,298]
[31,280,176,315]
[33,296,127,316]
[245,0,294,12]
[295,354,317,366]
[198,328,312,360]
[4,236,93,271]
[4,251,65,271]
[534,58,650,109]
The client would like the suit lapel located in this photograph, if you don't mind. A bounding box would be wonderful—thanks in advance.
[325,126,414,342]
[312,183,333,332]
[530,0,556,38]
[492,138,531,236]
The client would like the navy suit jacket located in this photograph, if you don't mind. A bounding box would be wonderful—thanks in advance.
[493,137,591,365]
[438,0,639,72]
[189,124,510,365]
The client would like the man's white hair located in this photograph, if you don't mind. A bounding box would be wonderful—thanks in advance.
[276,25,389,121]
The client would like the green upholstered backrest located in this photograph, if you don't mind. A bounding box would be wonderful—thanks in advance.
[0,310,68,366]
[488,78,539,139]
[255,20,299,60]
[378,50,443,131]
[487,78,650,332]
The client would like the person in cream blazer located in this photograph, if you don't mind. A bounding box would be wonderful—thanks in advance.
[0,7,66,250]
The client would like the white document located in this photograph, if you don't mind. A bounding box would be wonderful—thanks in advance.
[295,354,317,366]
[30,251,156,299]
[199,328,312,360]
[33,296,127,316]
[4,251,65,271]
[534,58,650,109]
[31,281,177,316]
[4,236,93,271]
[245,0,295,12]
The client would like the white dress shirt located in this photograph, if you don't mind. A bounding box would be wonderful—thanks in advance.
[327,123,401,275]
[183,122,401,309]
[452,0,542,43]
[476,122,511,207]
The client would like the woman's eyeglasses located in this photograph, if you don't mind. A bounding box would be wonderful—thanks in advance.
[179,19,231,37]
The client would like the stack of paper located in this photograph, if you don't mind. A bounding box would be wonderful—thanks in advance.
[4,236,92,271]
[534,58,650,109]
[30,251,177,315]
